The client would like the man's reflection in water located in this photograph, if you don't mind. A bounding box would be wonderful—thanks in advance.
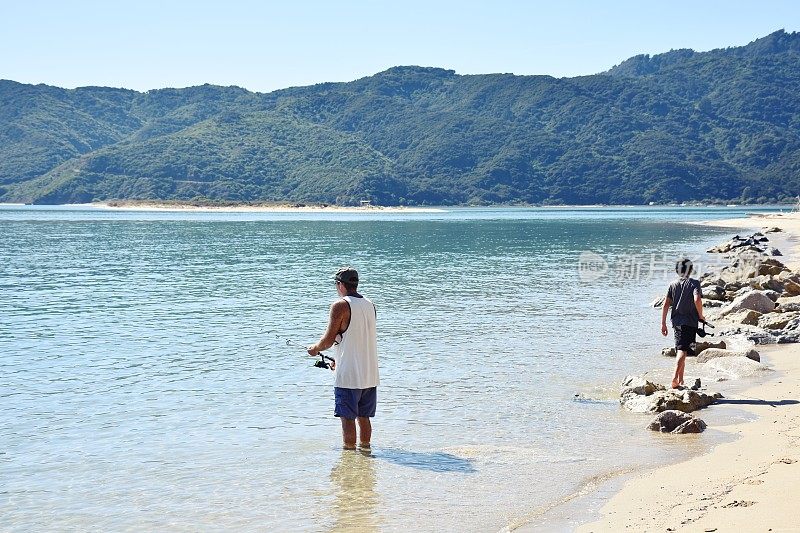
[329,449,380,532]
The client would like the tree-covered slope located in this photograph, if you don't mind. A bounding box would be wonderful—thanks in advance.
[1,29,799,205]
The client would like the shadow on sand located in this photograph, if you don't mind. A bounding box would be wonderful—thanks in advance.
[715,398,799,408]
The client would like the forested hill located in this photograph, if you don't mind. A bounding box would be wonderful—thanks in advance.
[2,30,799,206]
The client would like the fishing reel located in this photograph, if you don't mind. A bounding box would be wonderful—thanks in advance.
[313,353,335,369]
[697,319,715,338]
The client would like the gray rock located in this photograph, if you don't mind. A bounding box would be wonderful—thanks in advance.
[648,410,707,433]
[719,290,776,317]
[763,226,783,233]
[777,302,800,313]
[662,347,676,357]
[766,247,783,256]
[696,347,761,363]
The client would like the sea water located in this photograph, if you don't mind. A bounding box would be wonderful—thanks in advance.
[0,205,784,531]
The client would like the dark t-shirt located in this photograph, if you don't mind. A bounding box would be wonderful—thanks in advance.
[667,277,702,327]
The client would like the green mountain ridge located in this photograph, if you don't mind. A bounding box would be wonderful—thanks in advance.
[2,30,799,205]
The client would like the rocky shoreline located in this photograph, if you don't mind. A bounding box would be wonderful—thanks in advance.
[621,226,795,434]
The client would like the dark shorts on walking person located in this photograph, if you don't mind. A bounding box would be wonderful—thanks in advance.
[673,325,697,356]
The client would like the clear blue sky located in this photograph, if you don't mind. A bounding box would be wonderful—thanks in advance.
[2,1,798,93]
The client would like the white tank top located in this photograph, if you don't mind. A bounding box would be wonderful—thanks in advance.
[333,295,379,389]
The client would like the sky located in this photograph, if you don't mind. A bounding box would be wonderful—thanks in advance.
[2,0,798,93]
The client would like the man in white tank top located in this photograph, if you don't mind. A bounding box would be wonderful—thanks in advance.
[308,267,379,450]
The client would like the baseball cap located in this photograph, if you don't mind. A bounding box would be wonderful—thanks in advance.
[334,267,359,285]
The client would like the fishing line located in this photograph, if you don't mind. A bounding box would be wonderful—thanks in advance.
[262,329,335,369]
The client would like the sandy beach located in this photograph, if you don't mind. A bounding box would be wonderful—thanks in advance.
[575,212,800,532]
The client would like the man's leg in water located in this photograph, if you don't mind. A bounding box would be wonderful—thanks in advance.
[672,350,687,388]
[357,417,371,448]
[341,418,357,449]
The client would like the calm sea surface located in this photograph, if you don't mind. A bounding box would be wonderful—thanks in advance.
[0,205,785,531]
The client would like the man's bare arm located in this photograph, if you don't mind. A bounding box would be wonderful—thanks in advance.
[308,300,349,355]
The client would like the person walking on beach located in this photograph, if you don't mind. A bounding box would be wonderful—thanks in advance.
[308,267,379,450]
[661,258,706,389]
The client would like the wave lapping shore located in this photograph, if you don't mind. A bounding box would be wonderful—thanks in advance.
[574,213,800,532]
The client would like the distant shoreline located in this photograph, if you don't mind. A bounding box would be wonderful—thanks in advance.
[70,201,448,213]
[1,201,794,212]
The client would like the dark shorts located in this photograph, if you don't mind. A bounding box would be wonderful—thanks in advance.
[674,325,697,356]
[334,387,377,419]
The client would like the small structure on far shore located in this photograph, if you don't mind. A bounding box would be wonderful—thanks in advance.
[360,199,373,207]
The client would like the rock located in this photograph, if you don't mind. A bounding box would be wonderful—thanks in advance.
[750,275,784,293]
[758,258,789,277]
[620,375,665,396]
[648,410,707,433]
[784,279,800,296]
[763,226,783,233]
[707,243,732,253]
[700,276,724,288]
[766,247,783,256]
[694,340,726,354]
[777,302,800,313]
[763,290,781,302]
[726,309,762,325]
[719,290,776,317]
[760,312,800,330]
[696,347,761,363]
[651,296,665,308]
[704,290,726,301]
[662,347,676,357]
[703,299,723,308]
[705,356,772,378]
[621,387,721,413]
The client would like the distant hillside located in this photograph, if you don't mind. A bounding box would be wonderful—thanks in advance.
[2,30,799,205]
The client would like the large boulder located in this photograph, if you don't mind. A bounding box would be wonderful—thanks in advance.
[719,290,776,317]
[759,312,800,330]
[705,356,772,379]
[696,347,761,363]
[621,387,721,413]
[648,410,707,434]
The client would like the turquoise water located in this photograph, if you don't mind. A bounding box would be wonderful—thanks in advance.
[0,205,784,531]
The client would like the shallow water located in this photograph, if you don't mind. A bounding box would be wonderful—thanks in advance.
[0,205,785,531]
